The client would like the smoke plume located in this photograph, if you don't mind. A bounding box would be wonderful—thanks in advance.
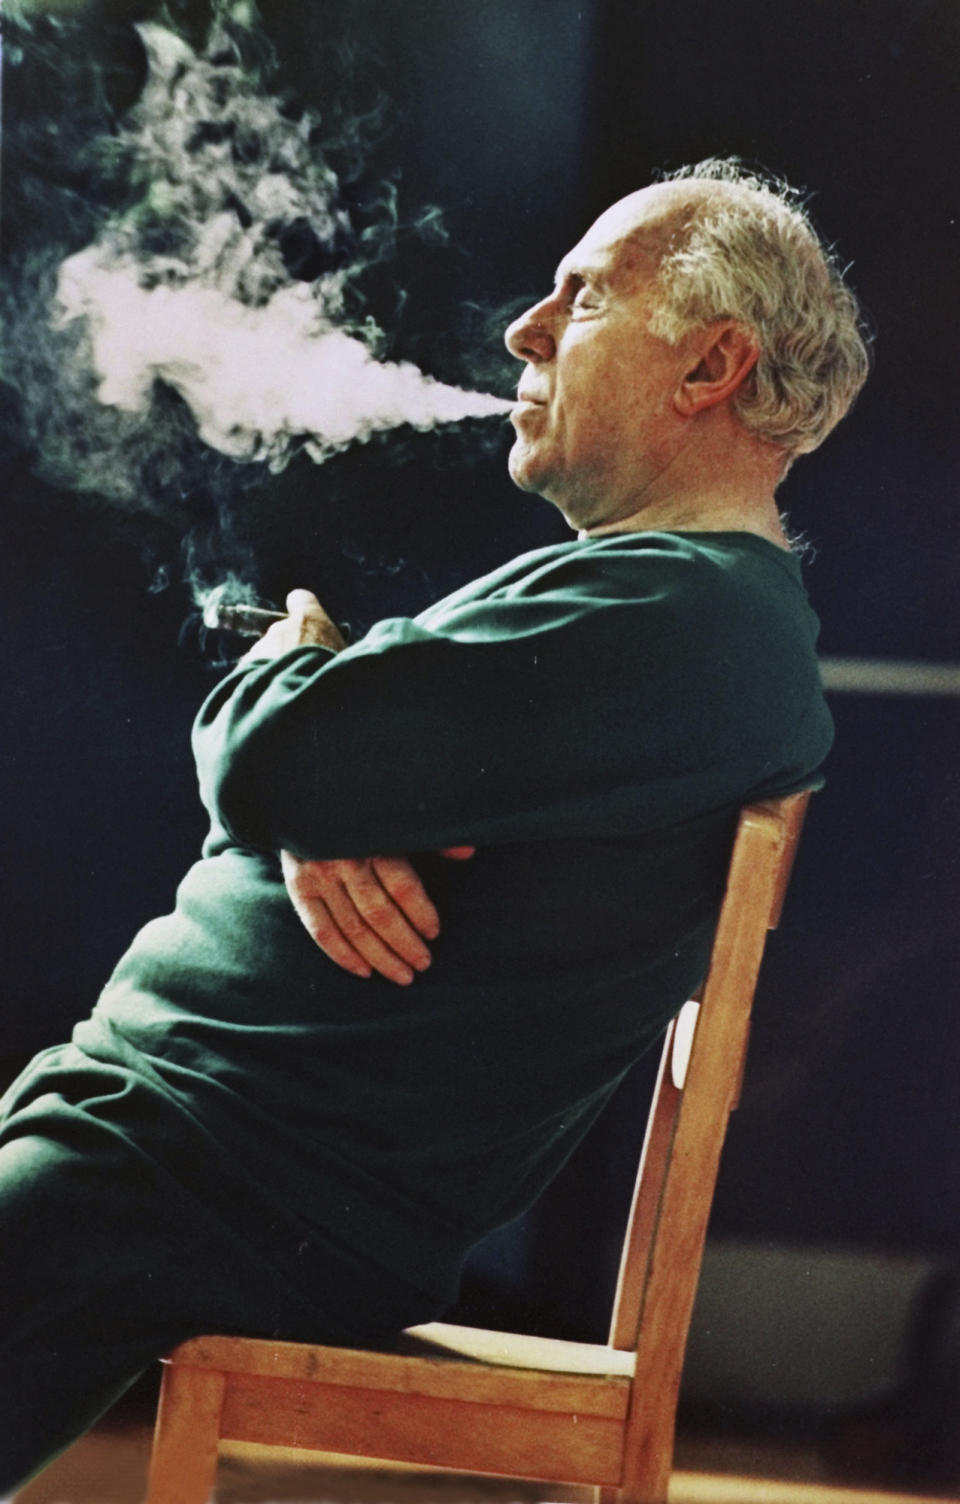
[55,249,510,470]
[1,4,513,619]
[58,16,508,465]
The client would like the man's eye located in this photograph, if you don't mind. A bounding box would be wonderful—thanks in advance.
[571,285,599,312]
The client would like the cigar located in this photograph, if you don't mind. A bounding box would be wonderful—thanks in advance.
[204,601,287,636]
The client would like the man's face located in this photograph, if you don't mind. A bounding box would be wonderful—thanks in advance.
[505,186,694,531]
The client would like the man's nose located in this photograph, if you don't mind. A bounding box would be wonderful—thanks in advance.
[504,296,556,363]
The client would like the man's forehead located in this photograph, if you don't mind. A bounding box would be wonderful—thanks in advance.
[556,181,703,283]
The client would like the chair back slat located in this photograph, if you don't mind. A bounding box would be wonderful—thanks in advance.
[610,791,810,1500]
[608,792,810,1357]
[763,791,811,929]
[607,1016,682,1351]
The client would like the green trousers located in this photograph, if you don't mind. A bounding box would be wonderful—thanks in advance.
[0,1055,443,1493]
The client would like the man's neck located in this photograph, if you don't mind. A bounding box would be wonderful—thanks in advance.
[581,489,791,550]
[578,422,792,550]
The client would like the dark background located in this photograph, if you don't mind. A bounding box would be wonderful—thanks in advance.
[2,0,958,1486]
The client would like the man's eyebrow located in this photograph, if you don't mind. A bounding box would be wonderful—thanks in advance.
[552,259,606,289]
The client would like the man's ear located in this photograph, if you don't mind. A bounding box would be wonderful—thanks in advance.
[674,322,760,416]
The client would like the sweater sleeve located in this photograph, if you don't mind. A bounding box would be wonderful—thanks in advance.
[190,540,830,859]
[192,584,650,858]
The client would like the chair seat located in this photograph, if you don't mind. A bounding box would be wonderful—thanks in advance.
[166,1320,634,1416]
[402,1319,637,1378]
[162,1323,635,1484]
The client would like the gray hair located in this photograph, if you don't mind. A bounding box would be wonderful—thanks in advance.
[648,159,871,456]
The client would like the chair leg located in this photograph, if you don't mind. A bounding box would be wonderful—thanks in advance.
[595,1441,671,1504]
[146,1362,226,1504]
[594,1488,667,1504]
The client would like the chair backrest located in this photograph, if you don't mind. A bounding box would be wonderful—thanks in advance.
[610,791,810,1483]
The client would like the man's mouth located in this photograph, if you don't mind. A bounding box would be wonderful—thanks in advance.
[510,395,546,430]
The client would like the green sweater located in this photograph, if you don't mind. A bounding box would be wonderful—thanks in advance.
[73,530,832,1305]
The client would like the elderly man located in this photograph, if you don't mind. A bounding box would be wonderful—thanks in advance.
[0,160,867,1490]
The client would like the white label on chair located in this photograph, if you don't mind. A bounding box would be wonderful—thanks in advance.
[671,999,701,1090]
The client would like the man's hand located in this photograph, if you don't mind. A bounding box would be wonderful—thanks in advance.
[243,589,347,660]
[280,848,475,985]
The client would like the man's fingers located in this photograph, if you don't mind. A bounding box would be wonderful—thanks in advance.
[285,588,347,652]
[321,880,420,986]
[284,887,373,979]
[336,859,435,971]
[280,851,441,985]
[372,856,441,941]
[285,588,321,613]
[439,845,476,861]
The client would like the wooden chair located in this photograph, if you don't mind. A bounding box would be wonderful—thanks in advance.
[147,791,811,1504]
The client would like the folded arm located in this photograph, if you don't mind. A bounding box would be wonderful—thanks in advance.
[244,590,474,983]
[192,550,722,972]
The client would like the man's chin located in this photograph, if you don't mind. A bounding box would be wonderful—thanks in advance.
[507,444,551,497]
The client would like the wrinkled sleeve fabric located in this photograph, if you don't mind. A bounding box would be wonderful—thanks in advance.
[191,538,829,860]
